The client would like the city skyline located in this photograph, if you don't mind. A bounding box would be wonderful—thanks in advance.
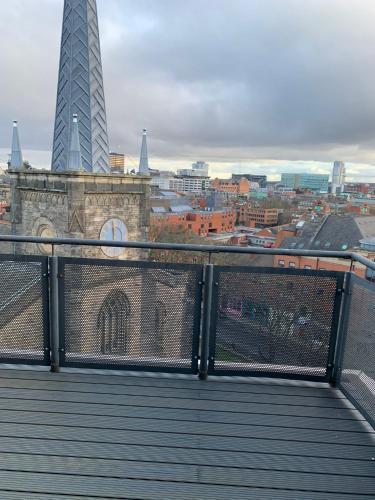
[1,0,375,180]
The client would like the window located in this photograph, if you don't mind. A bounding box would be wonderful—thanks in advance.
[278,260,285,267]
[98,290,130,354]
[289,262,296,268]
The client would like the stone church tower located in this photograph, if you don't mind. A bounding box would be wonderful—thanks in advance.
[9,0,151,259]
[4,0,194,367]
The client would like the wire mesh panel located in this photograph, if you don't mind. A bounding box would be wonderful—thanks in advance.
[0,255,49,364]
[59,258,203,373]
[340,275,375,428]
[208,266,343,380]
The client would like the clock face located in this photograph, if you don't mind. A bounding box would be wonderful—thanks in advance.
[100,218,128,257]
[38,224,57,255]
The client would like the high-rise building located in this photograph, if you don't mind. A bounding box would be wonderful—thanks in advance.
[177,161,209,177]
[332,161,346,195]
[109,152,125,174]
[191,161,209,177]
[281,173,329,193]
[52,0,110,173]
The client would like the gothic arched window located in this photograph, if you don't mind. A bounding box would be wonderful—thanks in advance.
[154,301,167,355]
[98,290,130,355]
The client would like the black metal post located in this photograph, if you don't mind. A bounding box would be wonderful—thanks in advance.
[199,264,214,380]
[49,256,60,373]
[330,272,352,386]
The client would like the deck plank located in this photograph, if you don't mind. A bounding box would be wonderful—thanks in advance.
[0,369,373,499]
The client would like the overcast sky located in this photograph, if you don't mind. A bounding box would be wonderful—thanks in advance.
[1,0,375,180]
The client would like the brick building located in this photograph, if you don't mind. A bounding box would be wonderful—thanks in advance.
[211,177,251,195]
[151,209,236,237]
[238,206,279,228]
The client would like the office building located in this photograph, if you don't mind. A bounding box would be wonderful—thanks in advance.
[177,161,209,177]
[109,152,125,174]
[332,161,346,195]
[232,174,267,188]
[281,173,329,193]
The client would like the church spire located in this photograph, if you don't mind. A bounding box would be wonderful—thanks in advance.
[52,0,110,173]
[10,121,23,170]
[67,115,83,171]
[138,128,150,175]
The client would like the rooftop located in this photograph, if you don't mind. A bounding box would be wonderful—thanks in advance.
[0,366,373,499]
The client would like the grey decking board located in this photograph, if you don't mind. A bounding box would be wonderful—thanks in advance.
[0,410,372,445]
[0,471,372,500]
[0,369,344,398]
[0,422,373,460]
[0,445,373,477]
[0,377,349,404]
[0,453,374,494]
[0,370,374,499]
[0,388,361,418]
[0,378,345,407]
[0,487,365,500]
[0,400,368,432]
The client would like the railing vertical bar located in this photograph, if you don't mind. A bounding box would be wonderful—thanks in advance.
[49,255,60,373]
[199,264,214,380]
[330,272,352,386]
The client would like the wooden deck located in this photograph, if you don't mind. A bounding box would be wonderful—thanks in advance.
[0,367,373,499]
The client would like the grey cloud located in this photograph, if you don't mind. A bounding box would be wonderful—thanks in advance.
[1,0,375,167]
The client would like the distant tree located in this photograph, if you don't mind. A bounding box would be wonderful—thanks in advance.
[149,223,261,266]
[149,224,206,264]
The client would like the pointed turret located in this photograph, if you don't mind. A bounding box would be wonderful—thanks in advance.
[67,115,83,172]
[138,129,150,175]
[10,121,23,170]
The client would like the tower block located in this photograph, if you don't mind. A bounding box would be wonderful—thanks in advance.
[52,0,110,173]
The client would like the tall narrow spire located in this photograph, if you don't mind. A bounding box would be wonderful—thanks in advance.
[138,129,150,175]
[10,121,23,170]
[51,0,110,173]
[67,115,83,171]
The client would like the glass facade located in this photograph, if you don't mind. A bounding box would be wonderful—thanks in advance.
[281,173,329,192]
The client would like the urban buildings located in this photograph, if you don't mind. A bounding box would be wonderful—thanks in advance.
[151,207,236,237]
[211,177,253,195]
[169,176,211,193]
[177,161,209,177]
[231,173,267,188]
[332,161,346,195]
[281,173,329,192]
[274,214,375,278]
[109,152,125,174]
[150,170,175,190]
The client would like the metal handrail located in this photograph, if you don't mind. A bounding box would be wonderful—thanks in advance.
[1,234,375,271]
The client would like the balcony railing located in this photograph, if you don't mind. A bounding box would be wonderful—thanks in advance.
[0,235,374,429]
